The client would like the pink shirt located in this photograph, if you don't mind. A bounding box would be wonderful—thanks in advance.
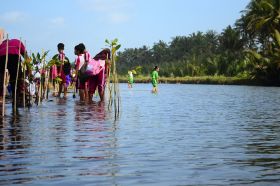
[0,39,26,56]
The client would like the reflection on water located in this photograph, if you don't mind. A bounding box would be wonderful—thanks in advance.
[1,84,280,185]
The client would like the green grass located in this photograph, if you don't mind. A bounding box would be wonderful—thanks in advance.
[117,75,262,85]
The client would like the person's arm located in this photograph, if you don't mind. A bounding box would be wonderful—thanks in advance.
[156,71,159,81]
[74,57,80,80]
[152,71,158,84]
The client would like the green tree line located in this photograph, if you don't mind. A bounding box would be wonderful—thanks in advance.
[117,0,280,85]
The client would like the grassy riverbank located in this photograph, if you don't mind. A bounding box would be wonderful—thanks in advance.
[117,75,268,86]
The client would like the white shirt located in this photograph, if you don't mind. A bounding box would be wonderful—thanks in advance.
[75,54,85,70]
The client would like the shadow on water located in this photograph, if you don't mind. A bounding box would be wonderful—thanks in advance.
[0,98,120,185]
[0,111,33,184]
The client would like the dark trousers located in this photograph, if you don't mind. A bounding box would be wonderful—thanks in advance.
[0,55,23,106]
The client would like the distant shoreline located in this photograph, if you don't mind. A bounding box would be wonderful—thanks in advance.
[117,76,279,86]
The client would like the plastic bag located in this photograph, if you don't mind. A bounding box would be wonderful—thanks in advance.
[85,59,105,76]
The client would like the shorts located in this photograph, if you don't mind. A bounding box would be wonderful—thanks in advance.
[65,75,71,87]
[152,80,157,87]
[59,72,66,84]
[128,78,133,84]
[88,69,105,94]
[77,79,88,90]
[0,55,23,97]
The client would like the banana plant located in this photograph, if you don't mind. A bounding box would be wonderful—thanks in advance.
[28,51,50,104]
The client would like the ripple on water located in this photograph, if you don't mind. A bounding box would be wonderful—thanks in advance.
[0,84,280,185]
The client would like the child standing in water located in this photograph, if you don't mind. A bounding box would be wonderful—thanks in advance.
[88,49,110,102]
[151,66,159,93]
[74,44,85,101]
[52,43,71,99]
[128,71,133,88]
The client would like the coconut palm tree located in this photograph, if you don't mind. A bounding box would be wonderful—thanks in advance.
[236,0,280,84]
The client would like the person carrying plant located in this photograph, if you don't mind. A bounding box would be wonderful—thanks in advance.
[151,66,159,93]
[0,38,28,107]
[52,43,71,99]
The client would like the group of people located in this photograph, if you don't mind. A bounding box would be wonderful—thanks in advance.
[50,42,110,102]
[127,66,160,93]
[0,35,160,108]
[0,37,111,107]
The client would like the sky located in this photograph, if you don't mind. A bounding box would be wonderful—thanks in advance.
[0,0,250,60]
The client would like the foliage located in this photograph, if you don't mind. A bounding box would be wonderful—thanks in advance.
[116,0,280,85]
[236,0,280,84]
[117,29,246,78]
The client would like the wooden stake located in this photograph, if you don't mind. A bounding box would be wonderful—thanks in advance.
[23,40,26,109]
[14,38,22,114]
[2,34,8,117]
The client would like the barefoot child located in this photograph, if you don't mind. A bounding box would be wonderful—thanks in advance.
[88,49,110,102]
[74,44,89,101]
[128,71,133,88]
[52,43,71,98]
[151,66,159,93]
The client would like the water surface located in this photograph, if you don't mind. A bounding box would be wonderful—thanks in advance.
[1,84,280,185]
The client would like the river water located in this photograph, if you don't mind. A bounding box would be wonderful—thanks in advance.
[1,84,280,185]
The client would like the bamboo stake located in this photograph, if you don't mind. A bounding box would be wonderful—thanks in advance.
[42,50,46,100]
[44,52,49,100]
[2,34,9,117]
[38,50,44,105]
[23,40,26,109]
[38,74,42,105]
[14,38,22,113]
[28,50,32,108]
[45,68,49,100]
[106,53,113,109]
[28,79,31,109]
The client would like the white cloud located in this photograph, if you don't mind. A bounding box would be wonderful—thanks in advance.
[50,17,65,26]
[0,11,26,23]
[76,0,132,24]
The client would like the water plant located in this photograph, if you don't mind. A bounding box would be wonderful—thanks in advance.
[22,50,32,108]
[105,38,121,119]
[30,50,49,105]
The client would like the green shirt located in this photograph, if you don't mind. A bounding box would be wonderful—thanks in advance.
[151,70,158,86]
[128,74,133,84]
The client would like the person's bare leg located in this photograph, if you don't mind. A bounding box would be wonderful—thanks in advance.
[52,81,57,96]
[88,92,93,103]
[79,89,85,101]
[63,83,67,99]
[58,83,62,98]
[84,85,88,101]
[98,87,104,102]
